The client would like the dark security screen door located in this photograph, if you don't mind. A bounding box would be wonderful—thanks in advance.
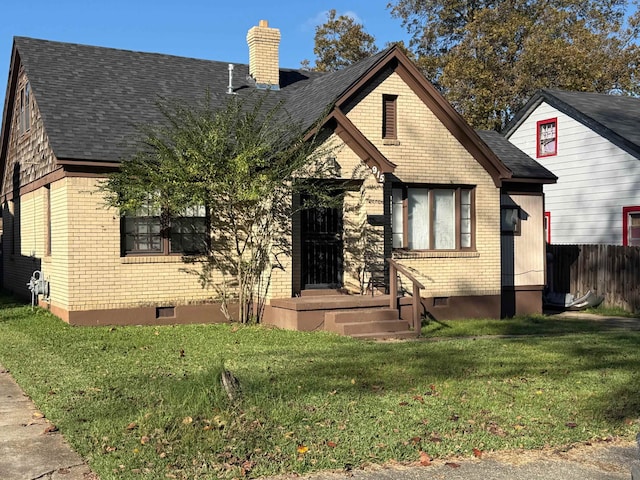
[301,195,343,288]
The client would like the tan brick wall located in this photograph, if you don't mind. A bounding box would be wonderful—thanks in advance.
[52,177,224,312]
[344,71,502,297]
[47,179,70,308]
[247,20,280,87]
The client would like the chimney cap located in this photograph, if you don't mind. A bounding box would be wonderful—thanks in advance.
[259,19,269,27]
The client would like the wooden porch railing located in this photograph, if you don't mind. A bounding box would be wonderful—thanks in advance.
[387,259,425,336]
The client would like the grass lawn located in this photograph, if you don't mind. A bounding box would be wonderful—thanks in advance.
[0,295,639,479]
[421,312,640,338]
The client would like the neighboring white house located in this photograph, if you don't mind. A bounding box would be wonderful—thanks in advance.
[504,89,640,245]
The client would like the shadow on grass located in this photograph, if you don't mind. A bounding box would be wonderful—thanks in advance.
[0,289,29,310]
[242,331,640,399]
[422,315,640,338]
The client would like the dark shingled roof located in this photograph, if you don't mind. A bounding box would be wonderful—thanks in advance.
[10,36,555,185]
[14,36,385,163]
[476,130,557,182]
[504,89,640,159]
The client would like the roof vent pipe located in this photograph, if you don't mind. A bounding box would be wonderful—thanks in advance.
[227,64,236,95]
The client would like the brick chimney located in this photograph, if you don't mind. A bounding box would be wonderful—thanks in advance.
[247,20,281,90]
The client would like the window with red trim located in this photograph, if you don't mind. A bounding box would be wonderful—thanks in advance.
[544,211,551,244]
[623,206,640,246]
[537,118,557,157]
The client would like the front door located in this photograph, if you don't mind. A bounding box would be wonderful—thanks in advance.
[301,194,343,289]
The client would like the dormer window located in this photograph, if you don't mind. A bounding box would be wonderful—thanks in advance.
[536,118,557,157]
[18,82,31,135]
[382,94,397,140]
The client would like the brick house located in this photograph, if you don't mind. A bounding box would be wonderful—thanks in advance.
[0,21,555,335]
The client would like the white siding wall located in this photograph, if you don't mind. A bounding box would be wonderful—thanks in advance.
[508,102,640,245]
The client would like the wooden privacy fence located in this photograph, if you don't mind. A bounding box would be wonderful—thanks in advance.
[547,244,640,313]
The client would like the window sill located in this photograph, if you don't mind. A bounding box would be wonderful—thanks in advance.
[383,139,400,146]
[121,255,201,264]
[393,250,479,259]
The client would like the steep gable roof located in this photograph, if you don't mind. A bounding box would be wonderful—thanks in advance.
[476,130,556,183]
[2,36,517,188]
[8,37,325,164]
[503,89,640,159]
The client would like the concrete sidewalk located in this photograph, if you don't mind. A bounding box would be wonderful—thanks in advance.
[0,365,95,480]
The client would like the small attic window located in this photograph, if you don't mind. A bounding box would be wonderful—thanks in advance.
[536,118,556,157]
[382,94,397,140]
[18,82,31,135]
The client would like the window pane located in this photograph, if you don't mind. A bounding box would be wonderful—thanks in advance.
[538,120,557,156]
[124,216,162,253]
[461,189,471,248]
[408,188,429,249]
[171,207,208,254]
[433,190,455,249]
[629,213,640,246]
[392,188,403,248]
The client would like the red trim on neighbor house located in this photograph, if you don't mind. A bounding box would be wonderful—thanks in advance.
[544,211,551,244]
[536,118,557,158]
[622,206,640,246]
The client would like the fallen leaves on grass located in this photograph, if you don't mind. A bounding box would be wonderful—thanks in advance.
[445,462,461,468]
[419,451,431,466]
[297,445,309,454]
[487,422,506,437]
[473,447,483,458]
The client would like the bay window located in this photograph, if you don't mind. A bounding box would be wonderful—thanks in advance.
[392,185,474,251]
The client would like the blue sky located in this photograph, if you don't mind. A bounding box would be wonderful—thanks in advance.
[0,1,409,111]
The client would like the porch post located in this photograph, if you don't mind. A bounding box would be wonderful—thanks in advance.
[383,180,393,291]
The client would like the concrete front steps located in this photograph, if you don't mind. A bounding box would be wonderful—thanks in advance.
[264,294,418,340]
[325,307,417,339]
